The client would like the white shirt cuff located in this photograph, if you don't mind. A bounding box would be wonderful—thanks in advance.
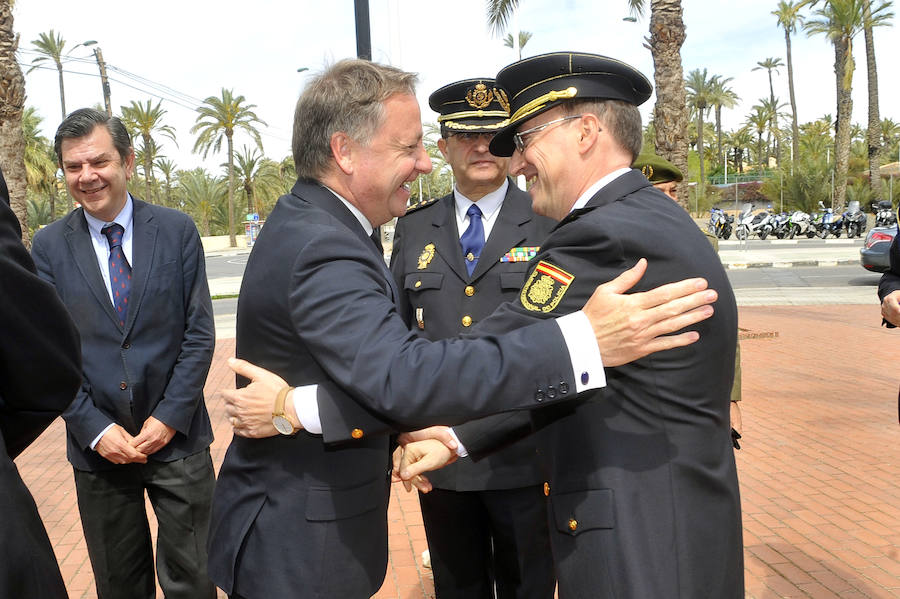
[90,423,116,450]
[556,310,606,392]
[291,385,322,434]
[447,428,468,458]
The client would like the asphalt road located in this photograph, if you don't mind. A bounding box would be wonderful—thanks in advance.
[211,261,881,338]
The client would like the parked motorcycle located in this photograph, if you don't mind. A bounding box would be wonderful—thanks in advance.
[873,200,896,228]
[771,212,791,239]
[735,203,774,240]
[842,201,867,238]
[707,208,734,240]
[812,201,843,238]
[785,210,814,239]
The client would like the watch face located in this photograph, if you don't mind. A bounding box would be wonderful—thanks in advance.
[273,415,295,436]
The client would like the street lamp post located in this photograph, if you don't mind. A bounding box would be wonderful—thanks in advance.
[83,40,111,116]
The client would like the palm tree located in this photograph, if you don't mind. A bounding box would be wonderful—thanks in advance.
[804,0,893,208]
[28,30,70,120]
[121,99,177,205]
[862,0,892,201]
[155,157,177,208]
[773,1,804,169]
[0,0,29,240]
[231,146,282,217]
[503,30,532,58]
[882,118,900,163]
[685,68,715,189]
[625,0,690,208]
[191,89,266,247]
[708,76,739,167]
[753,57,784,164]
[178,168,226,237]
[727,127,754,174]
[22,107,59,220]
[745,103,772,173]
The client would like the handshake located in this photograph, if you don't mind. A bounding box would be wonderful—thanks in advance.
[391,426,461,493]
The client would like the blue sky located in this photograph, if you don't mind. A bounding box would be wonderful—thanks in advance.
[13,0,899,172]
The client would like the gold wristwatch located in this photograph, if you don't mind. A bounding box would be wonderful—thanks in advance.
[272,386,299,435]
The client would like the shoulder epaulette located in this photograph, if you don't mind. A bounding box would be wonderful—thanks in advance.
[403,196,440,215]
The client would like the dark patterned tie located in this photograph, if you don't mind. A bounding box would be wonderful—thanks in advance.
[459,204,484,277]
[101,223,131,327]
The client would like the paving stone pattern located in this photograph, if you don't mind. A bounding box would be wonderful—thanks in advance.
[16,305,900,598]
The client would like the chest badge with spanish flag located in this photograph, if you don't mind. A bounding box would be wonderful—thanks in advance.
[520,261,574,313]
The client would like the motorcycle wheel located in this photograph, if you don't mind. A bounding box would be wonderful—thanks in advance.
[758,229,768,241]
[736,226,748,241]
[787,225,797,240]
[817,228,828,239]
[848,224,858,238]
[806,230,816,238]
[833,228,842,238]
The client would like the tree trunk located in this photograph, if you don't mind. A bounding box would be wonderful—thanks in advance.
[245,182,255,214]
[767,70,776,165]
[227,132,236,247]
[784,29,800,171]
[697,109,705,195]
[142,132,153,204]
[649,0,690,211]
[715,104,723,167]
[832,37,853,210]
[55,60,66,120]
[0,1,29,244]
[863,1,883,202]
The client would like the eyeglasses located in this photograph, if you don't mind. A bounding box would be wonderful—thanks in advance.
[447,131,496,143]
[513,115,583,153]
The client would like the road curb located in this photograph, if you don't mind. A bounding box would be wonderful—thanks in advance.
[723,258,859,270]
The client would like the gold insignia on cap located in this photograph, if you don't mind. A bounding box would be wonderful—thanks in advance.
[642,164,653,179]
[509,86,579,124]
[466,83,494,109]
[417,243,435,270]
[495,88,510,114]
[520,261,574,313]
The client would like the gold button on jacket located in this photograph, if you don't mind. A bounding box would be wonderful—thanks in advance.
[351,428,364,439]
[464,285,475,296]
[461,315,473,327]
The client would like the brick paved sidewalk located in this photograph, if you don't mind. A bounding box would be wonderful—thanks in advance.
[15,304,900,598]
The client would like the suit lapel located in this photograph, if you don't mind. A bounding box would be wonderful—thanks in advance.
[64,211,121,329]
[471,184,530,280]
[291,180,400,301]
[124,199,158,335]
[429,195,469,282]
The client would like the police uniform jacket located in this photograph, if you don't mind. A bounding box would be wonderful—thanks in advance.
[207,180,580,599]
[390,182,555,491]
[462,170,743,598]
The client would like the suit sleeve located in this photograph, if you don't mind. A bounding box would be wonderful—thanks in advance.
[151,216,215,434]
[0,188,81,458]
[290,228,575,434]
[878,233,900,328]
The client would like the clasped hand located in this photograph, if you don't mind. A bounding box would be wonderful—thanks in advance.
[391,426,459,493]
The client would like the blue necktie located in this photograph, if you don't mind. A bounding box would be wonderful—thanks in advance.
[101,223,131,327]
[460,204,484,277]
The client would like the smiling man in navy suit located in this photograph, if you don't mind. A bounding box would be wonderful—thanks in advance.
[31,108,216,599]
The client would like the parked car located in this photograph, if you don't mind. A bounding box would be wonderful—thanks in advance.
[860,226,897,272]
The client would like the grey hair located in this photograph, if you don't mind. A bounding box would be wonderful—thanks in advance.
[291,59,418,180]
[563,99,643,161]
[54,108,132,165]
